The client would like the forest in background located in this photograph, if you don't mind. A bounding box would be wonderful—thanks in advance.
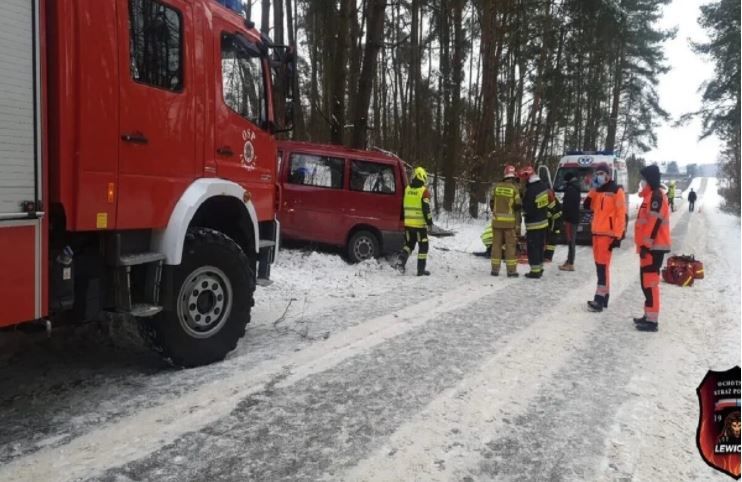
[247,0,738,215]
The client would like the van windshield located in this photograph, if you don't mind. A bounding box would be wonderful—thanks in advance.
[554,167,596,193]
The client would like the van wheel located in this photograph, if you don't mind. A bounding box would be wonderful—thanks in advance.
[139,227,254,367]
[347,230,380,263]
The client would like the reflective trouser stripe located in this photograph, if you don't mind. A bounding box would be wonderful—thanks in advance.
[526,220,549,230]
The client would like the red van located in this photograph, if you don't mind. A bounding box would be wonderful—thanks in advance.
[277,141,407,262]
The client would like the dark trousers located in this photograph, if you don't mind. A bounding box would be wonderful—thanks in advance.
[640,251,665,322]
[544,227,559,261]
[564,222,577,265]
[400,227,429,273]
[526,229,546,273]
[689,201,695,212]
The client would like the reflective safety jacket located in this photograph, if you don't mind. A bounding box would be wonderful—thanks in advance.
[403,183,432,228]
[635,186,671,252]
[522,179,550,231]
[584,181,626,238]
[490,180,521,229]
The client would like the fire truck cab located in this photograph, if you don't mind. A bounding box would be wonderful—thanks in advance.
[0,0,290,366]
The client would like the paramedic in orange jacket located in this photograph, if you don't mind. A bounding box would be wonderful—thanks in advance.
[584,167,626,312]
[633,164,671,331]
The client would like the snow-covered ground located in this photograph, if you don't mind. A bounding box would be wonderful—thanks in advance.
[0,178,738,481]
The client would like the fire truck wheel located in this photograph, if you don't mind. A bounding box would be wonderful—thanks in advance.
[347,230,380,263]
[140,227,254,367]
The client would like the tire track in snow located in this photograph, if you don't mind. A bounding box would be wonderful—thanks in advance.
[343,181,710,481]
[0,278,517,482]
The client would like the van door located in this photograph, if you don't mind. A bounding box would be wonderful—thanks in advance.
[116,0,198,229]
[346,158,402,234]
[213,12,276,221]
[281,152,346,245]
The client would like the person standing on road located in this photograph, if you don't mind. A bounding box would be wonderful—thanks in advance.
[634,165,672,331]
[559,172,581,271]
[584,167,626,312]
[688,188,698,212]
[489,165,522,277]
[521,166,550,279]
[667,180,676,212]
[396,167,433,276]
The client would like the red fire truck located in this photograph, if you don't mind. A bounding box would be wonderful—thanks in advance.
[0,0,292,366]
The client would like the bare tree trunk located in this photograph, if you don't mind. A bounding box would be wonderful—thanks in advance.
[350,0,386,148]
[261,0,270,36]
[330,0,352,144]
[285,0,305,138]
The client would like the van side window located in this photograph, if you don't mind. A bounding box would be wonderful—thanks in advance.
[288,154,344,189]
[350,161,396,194]
[128,0,183,91]
[221,33,265,125]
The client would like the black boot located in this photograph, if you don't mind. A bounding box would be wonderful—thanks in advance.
[507,272,519,278]
[587,300,603,312]
[635,319,659,332]
[417,259,431,276]
[525,271,542,279]
[395,251,409,273]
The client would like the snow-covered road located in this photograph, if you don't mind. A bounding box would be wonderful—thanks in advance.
[0,178,739,481]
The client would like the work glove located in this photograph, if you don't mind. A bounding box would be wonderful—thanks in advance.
[640,246,650,257]
[610,239,621,251]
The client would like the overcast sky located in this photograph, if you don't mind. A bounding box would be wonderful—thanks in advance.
[642,0,722,165]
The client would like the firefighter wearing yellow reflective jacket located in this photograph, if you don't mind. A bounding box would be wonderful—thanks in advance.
[543,190,563,263]
[396,167,434,276]
[489,165,521,277]
[521,166,550,278]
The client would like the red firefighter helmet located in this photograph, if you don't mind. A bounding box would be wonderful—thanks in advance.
[519,165,534,180]
[503,165,517,179]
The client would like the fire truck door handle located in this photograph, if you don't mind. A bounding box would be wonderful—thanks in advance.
[121,133,148,144]
[217,146,234,157]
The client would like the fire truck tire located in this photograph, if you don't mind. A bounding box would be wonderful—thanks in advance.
[347,230,380,263]
[139,227,254,367]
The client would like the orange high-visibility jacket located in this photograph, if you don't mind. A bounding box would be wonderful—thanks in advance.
[584,181,626,238]
[635,186,671,252]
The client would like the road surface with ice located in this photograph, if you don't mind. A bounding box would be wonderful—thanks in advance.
[0,178,739,481]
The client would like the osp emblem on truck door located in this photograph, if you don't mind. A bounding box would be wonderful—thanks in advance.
[241,129,257,171]
[696,366,741,479]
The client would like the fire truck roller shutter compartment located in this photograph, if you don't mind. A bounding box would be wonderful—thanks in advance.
[0,0,43,326]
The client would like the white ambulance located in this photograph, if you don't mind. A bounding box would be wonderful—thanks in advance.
[549,150,629,242]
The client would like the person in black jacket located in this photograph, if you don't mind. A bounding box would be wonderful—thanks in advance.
[688,188,698,212]
[521,168,550,278]
[559,172,581,271]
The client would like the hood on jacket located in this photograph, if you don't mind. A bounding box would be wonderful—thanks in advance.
[410,177,424,189]
[640,165,661,189]
[528,174,541,184]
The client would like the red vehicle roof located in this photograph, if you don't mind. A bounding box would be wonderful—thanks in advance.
[278,140,405,166]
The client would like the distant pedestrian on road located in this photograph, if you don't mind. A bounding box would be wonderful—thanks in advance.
[559,172,581,271]
[521,166,550,279]
[633,165,672,331]
[584,167,626,312]
[688,188,698,212]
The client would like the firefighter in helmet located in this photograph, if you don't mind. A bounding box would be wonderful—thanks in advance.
[521,165,550,278]
[489,165,522,277]
[396,167,433,276]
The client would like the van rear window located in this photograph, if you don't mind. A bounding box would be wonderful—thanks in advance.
[288,153,344,189]
[350,161,396,194]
